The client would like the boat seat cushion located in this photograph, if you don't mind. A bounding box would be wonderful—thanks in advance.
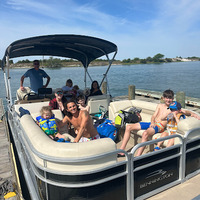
[31,109,64,121]
[109,100,133,121]
[87,94,111,114]
[14,101,49,115]
[20,114,117,172]
[16,87,31,100]
[131,130,182,146]
[31,109,69,135]
[130,116,200,146]
[109,99,157,122]
[177,117,200,135]
[109,100,199,147]
[130,100,157,113]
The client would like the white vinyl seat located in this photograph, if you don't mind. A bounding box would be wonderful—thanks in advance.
[16,87,31,100]
[87,94,111,115]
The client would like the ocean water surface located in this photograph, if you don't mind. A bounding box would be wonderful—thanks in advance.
[0,61,200,101]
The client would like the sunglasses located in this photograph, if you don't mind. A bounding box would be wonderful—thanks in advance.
[56,92,63,95]
[170,109,177,111]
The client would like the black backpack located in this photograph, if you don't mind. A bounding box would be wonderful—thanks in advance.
[115,107,142,128]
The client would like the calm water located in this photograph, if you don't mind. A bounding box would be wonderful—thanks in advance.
[0,61,200,101]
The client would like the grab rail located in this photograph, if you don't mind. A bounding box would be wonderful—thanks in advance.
[9,109,200,200]
[183,127,200,179]
[11,110,131,199]
[130,134,184,200]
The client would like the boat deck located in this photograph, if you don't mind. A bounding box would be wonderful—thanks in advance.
[0,99,20,199]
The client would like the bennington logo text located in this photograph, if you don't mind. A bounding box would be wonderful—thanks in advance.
[140,170,174,189]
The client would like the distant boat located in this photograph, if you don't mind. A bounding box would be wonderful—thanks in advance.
[1,34,200,200]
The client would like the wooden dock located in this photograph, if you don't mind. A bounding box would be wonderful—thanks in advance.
[0,99,21,199]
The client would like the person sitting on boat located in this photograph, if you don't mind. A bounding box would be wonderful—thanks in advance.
[36,106,67,142]
[89,80,103,96]
[155,101,185,150]
[59,99,100,143]
[76,94,90,112]
[49,88,67,115]
[20,60,50,93]
[155,101,200,150]
[67,85,80,98]
[62,79,73,93]
[119,89,175,157]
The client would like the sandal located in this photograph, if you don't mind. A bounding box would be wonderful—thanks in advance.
[154,146,160,151]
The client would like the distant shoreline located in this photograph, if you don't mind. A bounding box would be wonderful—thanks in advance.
[7,59,199,69]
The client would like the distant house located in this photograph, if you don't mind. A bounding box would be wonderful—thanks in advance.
[172,58,192,62]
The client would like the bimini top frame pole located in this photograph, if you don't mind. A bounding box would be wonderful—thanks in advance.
[2,55,13,105]
[83,43,118,88]
[100,50,117,88]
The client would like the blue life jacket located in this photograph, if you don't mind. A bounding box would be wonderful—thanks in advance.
[36,115,58,136]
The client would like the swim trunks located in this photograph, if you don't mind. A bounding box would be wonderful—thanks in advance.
[79,134,100,142]
[139,122,165,134]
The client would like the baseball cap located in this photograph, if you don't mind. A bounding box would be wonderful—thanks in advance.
[54,88,63,93]
[168,101,182,111]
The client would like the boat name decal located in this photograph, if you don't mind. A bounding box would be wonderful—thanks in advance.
[140,170,173,189]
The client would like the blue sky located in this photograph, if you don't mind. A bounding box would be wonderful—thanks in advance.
[1,0,200,61]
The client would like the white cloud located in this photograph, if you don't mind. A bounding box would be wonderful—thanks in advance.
[6,0,52,11]
[1,0,200,60]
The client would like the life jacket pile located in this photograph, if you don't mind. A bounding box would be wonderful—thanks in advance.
[167,112,186,135]
[36,115,58,137]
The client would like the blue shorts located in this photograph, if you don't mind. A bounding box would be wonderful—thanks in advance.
[139,122,165,134]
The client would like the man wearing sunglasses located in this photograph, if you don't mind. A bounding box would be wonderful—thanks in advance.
[20,60,50,93]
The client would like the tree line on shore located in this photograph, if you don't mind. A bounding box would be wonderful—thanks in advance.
[121,54,200,64]
[1,54,199,68]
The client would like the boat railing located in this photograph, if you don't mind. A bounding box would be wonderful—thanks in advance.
[7,109,41,199]
[130,134,184,199]
[9,107,200,200]
[184,127,200,179]
[25,139,130,198]
[11,109,131,199]
[25,144,129,188]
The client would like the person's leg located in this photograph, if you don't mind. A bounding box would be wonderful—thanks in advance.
[119,122,141,151]
[156,131,169,149]
[135,127,155,156]
[166,138,175,147]
[56,132,66,139]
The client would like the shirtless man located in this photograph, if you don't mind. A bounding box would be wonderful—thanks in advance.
[119,89,174,157]
[61,99,100,143]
